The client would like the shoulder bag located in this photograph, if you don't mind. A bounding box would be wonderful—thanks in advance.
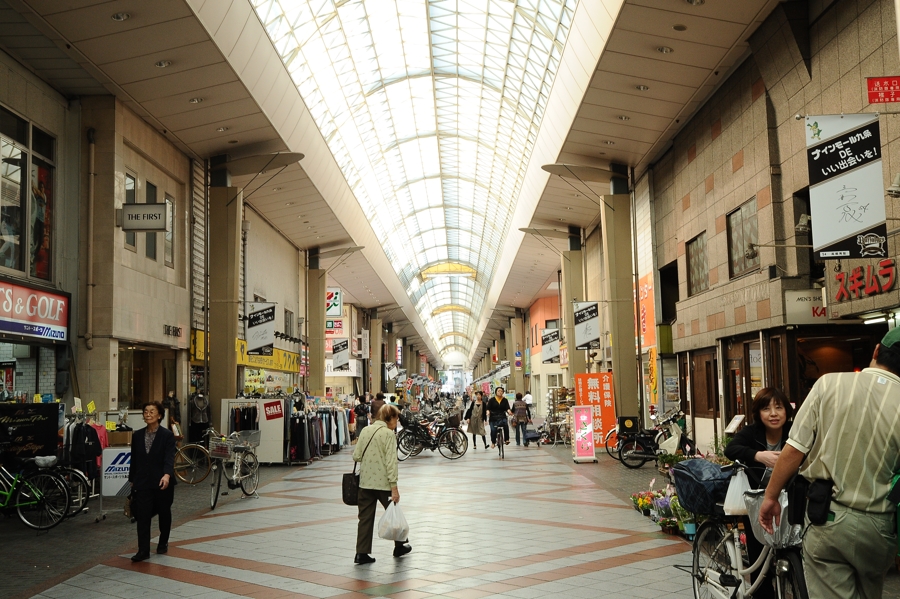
[342,429,380,506]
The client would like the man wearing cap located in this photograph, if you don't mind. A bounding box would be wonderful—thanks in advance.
[759,328,900,599]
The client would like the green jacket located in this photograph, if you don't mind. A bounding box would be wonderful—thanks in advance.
[352,421,398,491]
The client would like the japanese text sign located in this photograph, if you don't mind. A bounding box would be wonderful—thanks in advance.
[572,406,597,462]
[832,258,895,302]
[867,77,900,104]
[575,373,616,445]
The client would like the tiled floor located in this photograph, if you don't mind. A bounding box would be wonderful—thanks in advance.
[28,443,698,599]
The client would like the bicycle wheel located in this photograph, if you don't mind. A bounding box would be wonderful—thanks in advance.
[438,429,467,459]
[692,521,734,599]
[498,429,505,459]
[777,549,808,599]
[397,430,416,461]
[209,463,222,510]
[16,471,69,530]
[604,428,620,460]
[174,444,211,484]
[239,452,260,495]
[58,467,90,517]
[618,439,649,469]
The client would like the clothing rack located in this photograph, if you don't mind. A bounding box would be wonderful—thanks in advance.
[63,411,107,523]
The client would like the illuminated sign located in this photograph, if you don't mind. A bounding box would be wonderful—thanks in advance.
[0,281,69,341]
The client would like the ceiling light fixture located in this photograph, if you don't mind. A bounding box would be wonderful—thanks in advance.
[673,24,688,32]
[686,0,705,5]
[189,97,203,104]
[111,12,130,21]
[657,46,674,54]
[604,140,615,145]
[228,140,239,144]
[155,60,171,68]
[618,115,630,121]
[216,126,228,132]
[636,84,650,91]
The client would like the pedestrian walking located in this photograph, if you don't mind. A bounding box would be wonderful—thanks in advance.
[512,392,531,446]
[353,395,369,441]
[464,391,488,449]
[759,328,900,599]
[370,392,386,420]
[128,402,176,562]
[352,404,411,564]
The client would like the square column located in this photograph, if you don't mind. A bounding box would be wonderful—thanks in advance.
[370,318,382,392]
[307,268,327,396]
[600,194,639,417]
[508,317,525,394]
[561,249,586,383]
[208,187,242,427]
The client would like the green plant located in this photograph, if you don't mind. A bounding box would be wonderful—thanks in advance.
[707,433,733,466]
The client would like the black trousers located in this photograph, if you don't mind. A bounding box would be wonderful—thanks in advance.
[134,486,175,554]
[471,433,487,448]
[489,419,509,445]
[356,487,407,554]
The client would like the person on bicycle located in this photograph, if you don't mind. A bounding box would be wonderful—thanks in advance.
[353,404,411,564]
[724,387,794,599]
[464,390,488,449]
[512,393,532,446]
[759,328,900,599]
[487,387,512,448]
[128,401,176,562]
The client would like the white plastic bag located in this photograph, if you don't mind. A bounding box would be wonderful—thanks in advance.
[377,502,410,541]
[723,469,751,515]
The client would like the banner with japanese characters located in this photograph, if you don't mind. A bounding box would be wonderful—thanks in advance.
[806,114,887,259]
[540,328,560,363]
[573,302,600,350]
[574,372,617,445]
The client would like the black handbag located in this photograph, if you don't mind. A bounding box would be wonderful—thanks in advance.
[342,430,379,506]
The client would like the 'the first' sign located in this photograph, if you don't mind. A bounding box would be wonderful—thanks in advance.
[117,203,170,232]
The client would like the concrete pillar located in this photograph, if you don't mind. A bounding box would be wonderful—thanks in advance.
[509,317,525,394]
[497,333,506,364]
[208,187,242,427]
[561,249,586,385]
[371,318,382,393]
[600,194,639,417]
[307,268,327,396]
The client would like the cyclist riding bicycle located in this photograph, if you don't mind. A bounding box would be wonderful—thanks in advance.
[486,387,512,449]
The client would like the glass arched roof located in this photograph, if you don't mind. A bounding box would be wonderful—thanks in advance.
[253,0,578,358]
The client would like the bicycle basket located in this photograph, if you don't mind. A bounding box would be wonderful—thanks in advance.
[234,429,261,448]
[209,437,234,459]
[447,414,460,429]
[744,489,803,548]
[399,410,416,429]
[671,459,730,515]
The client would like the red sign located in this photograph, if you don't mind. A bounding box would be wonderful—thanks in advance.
[867,77,900,104]
[263,400,283,420]
[0,282,68,341]
[833,259,895,302]
[574,373,617,445]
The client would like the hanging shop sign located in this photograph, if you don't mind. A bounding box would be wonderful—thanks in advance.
[326,288,343,317]
[636,273,657,349]
[246,302,275,355]
[541,328,560,363]
[419,354,427,376]
[0,281,68,341]
[832,258,896,302]
[333,338,350,370]
[263,400,284,421]
[867,77,900,104]
[360,329,370,358]
[386,363,399,380]
[559,344,569,369]
[325,357,361,376]
[574,302,600,350]
[102,448,132,496]
[116,202,170,232]
[806,114,887,259]
[572,406,598,463]
[235,339,301,372]
[325,318,343,337]
[784,289,828,324]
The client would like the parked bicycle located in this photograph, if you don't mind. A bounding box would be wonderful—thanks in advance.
[0,448,70,530]
[208,429,261,510]
[618,410,693,468]
[397,408,467,460]
[538,417,570,446]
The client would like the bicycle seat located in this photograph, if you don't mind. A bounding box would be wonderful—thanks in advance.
[27,456,57,468]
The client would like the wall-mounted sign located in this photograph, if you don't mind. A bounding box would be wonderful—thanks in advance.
[117,203,171,232]
[806,114,887,259]
[333,338,350,370]
[325,357,360,377]
[235,339,301,372]
[0,281,68,341]
[326,288,343,317]
[541,328,560,364]
[325,318,343,337]
[514,350,522,371]
[574,302,600,350]
[832,258,895,302]
[785,289,828,324]
[867,77,900,104]
[163,324,183,337]
[246,302,275,355]
[559,344,569,369]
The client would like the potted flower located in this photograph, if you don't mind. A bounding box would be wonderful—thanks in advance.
[671,496,697,540]
[658,517,679,535]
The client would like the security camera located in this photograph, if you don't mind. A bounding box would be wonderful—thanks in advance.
[887,173,900,199]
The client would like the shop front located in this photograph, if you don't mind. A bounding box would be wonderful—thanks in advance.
[236,338,302,395]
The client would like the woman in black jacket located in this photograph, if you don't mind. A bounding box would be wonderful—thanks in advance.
[724,387,794,599]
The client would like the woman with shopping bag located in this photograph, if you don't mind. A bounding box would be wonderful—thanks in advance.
[724,387,794,599]
[352,404,412,565]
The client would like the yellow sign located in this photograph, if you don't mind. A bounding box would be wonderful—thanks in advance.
[105,420,117,431]
[191,329,206,361]
[86,400,96,413]
[235,339,302,373]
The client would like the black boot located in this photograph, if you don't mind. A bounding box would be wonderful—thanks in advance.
[354,553,376,564]
[393,541,412,557]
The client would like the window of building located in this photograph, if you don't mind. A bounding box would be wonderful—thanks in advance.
[284,309,294,338]
[124,174,136,249]
[545,319,559,330]
[687,232,708,296]
[727,199,759,278]
[659,260,679,324]
[145,182,157,260]
[165,197,174,267]
[0,137,25,271]
[547,373,561,388]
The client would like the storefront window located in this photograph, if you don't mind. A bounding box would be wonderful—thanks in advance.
[118,347,134,410]
[29,157,52,279]
[0,139,24,271]
[145,182,157,260]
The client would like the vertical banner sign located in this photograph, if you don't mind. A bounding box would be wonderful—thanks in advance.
[325,288,343,317]
[246,302,276,355]
[636,274,657,348]
[573,302,600,350]
[572,406,598,463]
[361,329,370,358]
[540,329,560,363]
[419,354,427,376]
[574,373,604,445]
[806,114,887,259]
[332,339,350,370]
